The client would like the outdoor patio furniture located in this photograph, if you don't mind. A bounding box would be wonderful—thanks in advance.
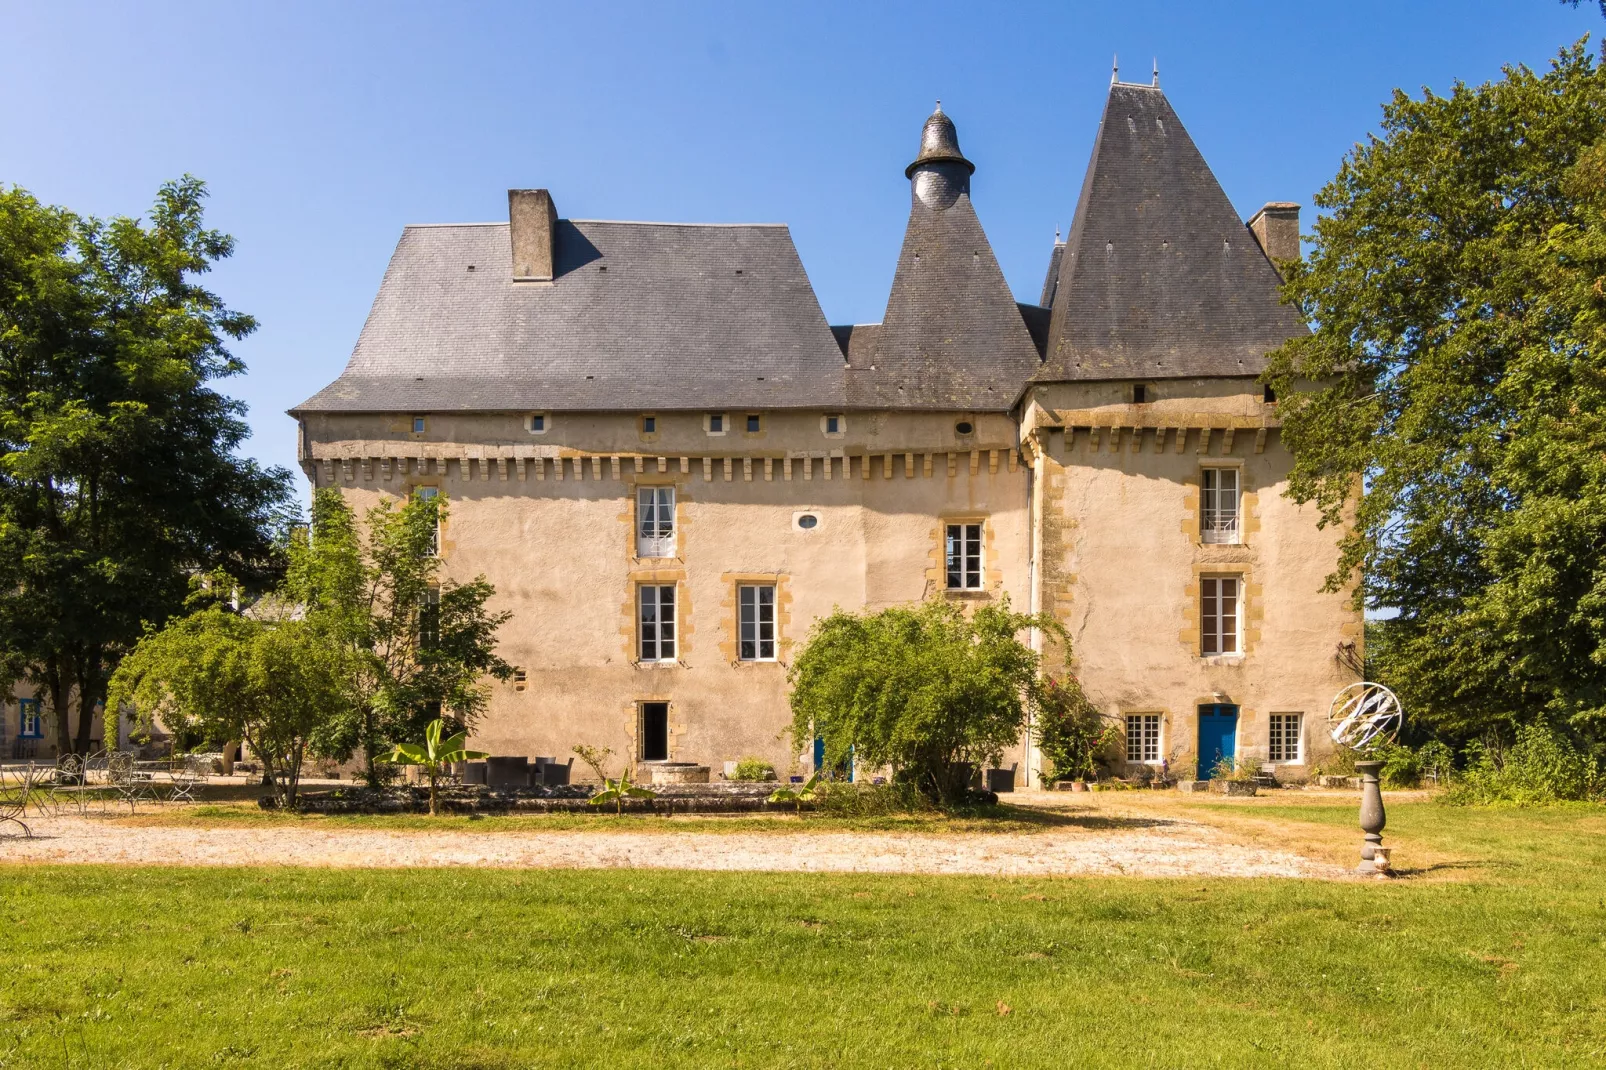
[168,754,210,803]
[485,756,530,790]
[985,764,1018,794]
[0,766,36,838]
[108,751,157,813]
[540,757,574,787]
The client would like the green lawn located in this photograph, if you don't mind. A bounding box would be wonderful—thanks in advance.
[2,801,1603,1068]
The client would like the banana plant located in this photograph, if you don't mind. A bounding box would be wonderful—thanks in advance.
[589,764,657,815]
[383,718,488,816]
[767,772,821,814]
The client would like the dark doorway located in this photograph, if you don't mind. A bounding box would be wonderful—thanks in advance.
[640,702,669,761]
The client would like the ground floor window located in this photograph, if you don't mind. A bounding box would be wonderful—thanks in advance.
[738,584,776,661]
[640,701,669,761]
[1269,712,1303,763]
[639,585,676,662]
[1200,575,1240,655]
[1125,713,1160,763]
[18,698,42,739]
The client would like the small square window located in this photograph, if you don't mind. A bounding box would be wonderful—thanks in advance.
[412,416,426,434]
[642,415,657,434]
[708,413,725,433]
[1133,384,1147,404]
[825,415,841,434]
[1263,384,1277,404]
[529,414,546,433]
[746,414,761,433]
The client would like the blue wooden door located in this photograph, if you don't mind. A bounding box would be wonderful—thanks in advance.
[1196,705,1238,780]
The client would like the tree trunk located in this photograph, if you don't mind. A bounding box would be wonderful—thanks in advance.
[46,660,72,757]
[73,654,103,755]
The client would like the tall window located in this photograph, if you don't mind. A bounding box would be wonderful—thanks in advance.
[738,584,776,661]
[1269,713,1303,763]
[18,698,42,739]
[415,486,441,556]
[1201,576,1240,655]
[945,523,983,589]
[1202,468,1240,544]
[636,487,675,558]
[639,585,676,662]
[1126,713,1160,763]
[419,587,441,650]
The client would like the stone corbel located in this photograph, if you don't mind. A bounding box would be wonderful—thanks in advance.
[1173,428,1188,454]
[1196,428,1212,455]
[1254,428,1268,454]
[1222,428,1237,453]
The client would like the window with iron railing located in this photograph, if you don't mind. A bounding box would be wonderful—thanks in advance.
[1201,467,1240,544]
[636,486,675,558]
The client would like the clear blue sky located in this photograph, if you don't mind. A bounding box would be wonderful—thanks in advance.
[3,1,1598,493]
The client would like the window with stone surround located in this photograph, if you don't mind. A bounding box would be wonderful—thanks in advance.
[738,584,776,661]
[414,486,440,556]
[1201,467,1240,544]
[1125,713,1161,763]
[638,584,677,662]
[945,522,983,589]
[1200,575,1240,655]
[636,487,675,558]
[1269,712,1303,763]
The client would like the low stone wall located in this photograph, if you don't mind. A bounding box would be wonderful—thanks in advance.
[274,782,809,815]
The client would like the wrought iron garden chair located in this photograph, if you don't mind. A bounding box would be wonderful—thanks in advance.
[0,766,35,838]
[108,751,156,813]
[168,754,210,804]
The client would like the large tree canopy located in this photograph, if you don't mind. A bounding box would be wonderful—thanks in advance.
[1265,43,1606,743]
[0,178,293,752]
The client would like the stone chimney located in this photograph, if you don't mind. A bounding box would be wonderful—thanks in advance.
[508,189,558,281]
[1247,202,1300,272]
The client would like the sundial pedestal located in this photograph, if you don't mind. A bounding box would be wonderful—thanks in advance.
[1355,759,1387,874]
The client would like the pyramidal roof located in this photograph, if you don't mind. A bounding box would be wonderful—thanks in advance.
[1040,81,1307,381]
[843,104,1043,410]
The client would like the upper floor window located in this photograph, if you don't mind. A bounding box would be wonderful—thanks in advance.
[1269,712,1303,763]
[18,698,42,739]
[636,487,675,558]
[824,414,842,435]
[418,586,441,650]
[746,414,761,433]
[1126,713,1160,763]
[1202,467,1240,544]
[1263,384,1277,404]
[1132,384,1147,404]
[639,585,677,662]
[1201,575,1240,656]
[738,584,776,661]
[641,414,657,434]
[528,413,548,434]
[946,523,983,590]
[707,413,726,434]
[414,486,441,556]
[412,416,427,434]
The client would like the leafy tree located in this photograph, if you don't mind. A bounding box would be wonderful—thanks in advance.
[288,487,513,782]
[1263,43,1606,746]
[1033,674,1117,783]
[383,718,487,816]
[0,179,293,754]
[107,584,354,807]
[786,598,1057,804]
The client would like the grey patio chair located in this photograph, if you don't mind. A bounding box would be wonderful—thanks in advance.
[0,766,35,838]
[108,751,156,813]
[168,754,209,804]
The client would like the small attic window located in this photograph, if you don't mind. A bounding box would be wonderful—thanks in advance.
[466,265,476,272]
[513,668,527,692]
[1264,384,1278,404]
[1133,384,1147,404]
[412,416,426,434]
[955,420,975,436]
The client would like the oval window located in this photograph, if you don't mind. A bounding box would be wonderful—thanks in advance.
[797,514,819,530]
[955,421,974,435]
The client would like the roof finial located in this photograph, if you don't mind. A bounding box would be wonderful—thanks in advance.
[934,99,942,114]
[1054,225,1061,242]
[1111,54,1119,85]
[1152,58,1159,88]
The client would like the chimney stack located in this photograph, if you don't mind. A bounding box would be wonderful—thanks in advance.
[1247,202,1300,273]
[509,189,558,281]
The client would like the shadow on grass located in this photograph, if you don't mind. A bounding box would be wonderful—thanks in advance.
[977,804,1176,831]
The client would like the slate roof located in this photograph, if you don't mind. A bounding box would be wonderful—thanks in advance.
[1038,82,1307,382]
[838,106,1044,411]
[293,220,848,413]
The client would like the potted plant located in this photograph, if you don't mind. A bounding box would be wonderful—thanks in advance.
[1208,755,1261,797]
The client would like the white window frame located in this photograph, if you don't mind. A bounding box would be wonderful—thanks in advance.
[1201,575,1241,656]
[945,522,984,590]
[1269,712,1304,763]
[1125,713,1161,764]
[636,486,675,558]
[412,416,427,434]
[638,584,677,663]
[737,584,777,662]
[414,486,441,557]
[704,412,727,435]
[1202,466,1241,545]
[528,413,549,434]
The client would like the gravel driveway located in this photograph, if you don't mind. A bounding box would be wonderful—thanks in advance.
[0,813,1346,879]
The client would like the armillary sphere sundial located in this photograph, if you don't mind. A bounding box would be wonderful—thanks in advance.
[1328,682,1403,876]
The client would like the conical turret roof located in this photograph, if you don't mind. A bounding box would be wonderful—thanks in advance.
[1039,82,1306,381]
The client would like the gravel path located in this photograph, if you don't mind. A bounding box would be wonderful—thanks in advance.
[0,814,1346,879]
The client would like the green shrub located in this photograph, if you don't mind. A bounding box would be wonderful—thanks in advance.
[1377,741,1423,788]
[1210,755,1263,783]
[732,757,776,782]
[812,780,928,817]
[1442,723,1604,805]
[1034,675,1117,783]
